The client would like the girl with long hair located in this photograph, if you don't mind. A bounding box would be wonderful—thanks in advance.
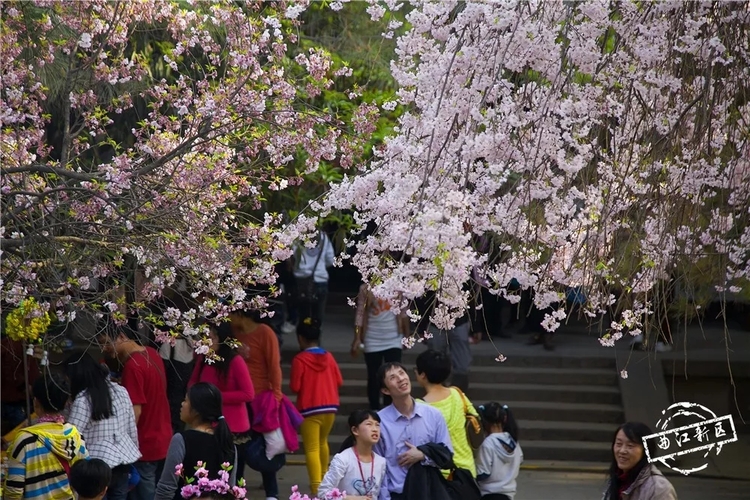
[66,353,141,500]
[188,322,255,447]
[604,422,676,500]
[319,410,386,500]
[155,383,238,500]
[476,402,523,500]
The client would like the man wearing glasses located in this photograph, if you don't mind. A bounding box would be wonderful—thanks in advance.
[374,362,453,500]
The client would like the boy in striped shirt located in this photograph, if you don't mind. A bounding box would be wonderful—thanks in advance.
[4,373,88,499]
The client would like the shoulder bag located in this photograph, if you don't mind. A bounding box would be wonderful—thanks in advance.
[295,235,324,304]
[452,387,485,450]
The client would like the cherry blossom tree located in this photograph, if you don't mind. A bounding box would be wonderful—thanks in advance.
[0,0,373,350]
[317,0,750,351]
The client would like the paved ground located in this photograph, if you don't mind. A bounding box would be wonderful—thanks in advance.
[240,465,750,500]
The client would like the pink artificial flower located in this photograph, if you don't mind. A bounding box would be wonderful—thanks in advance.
[180,485,200,498]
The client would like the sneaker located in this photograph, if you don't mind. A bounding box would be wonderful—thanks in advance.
[655,341,673,352]
[281,321,296,334]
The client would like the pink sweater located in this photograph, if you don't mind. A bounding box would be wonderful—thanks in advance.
[188,355,255,433]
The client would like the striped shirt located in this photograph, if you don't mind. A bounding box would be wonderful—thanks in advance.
[4,422,88,500]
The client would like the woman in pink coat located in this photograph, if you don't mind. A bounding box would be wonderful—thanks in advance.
[188,322,255,474]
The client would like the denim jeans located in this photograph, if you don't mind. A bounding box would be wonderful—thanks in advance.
[105,464,131,500]
[261,470,279,499]
[236,441,279,499]
[293,282,328,327]
[1,402,28,430]
[128,460,163,500]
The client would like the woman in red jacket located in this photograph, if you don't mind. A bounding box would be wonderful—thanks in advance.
[290,317,343,497]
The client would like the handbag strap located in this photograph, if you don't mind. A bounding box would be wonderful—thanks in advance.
[310,233,324,275]
[297,232,325,278]
[452,387,469,415]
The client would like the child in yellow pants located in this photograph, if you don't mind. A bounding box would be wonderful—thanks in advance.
[290,317,343,495]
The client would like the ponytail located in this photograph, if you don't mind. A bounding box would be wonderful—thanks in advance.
[212,415,234,460]
[338,436,356,454]
[209,322,238,382]
[502,405,519,442]
[479,402,519,442]
[187,383,235,461]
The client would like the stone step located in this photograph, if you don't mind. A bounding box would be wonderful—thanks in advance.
[281,349,617,370]
[416,382,621,405]
[280,343,621,464]
[400,352,617,370]
[324,397,623,424]
[287,363,619,386]
[282,379,621,405]
[508,440,612,463]
[291,436,612,464]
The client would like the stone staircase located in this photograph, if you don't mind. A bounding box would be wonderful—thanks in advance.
[281,348,622,466]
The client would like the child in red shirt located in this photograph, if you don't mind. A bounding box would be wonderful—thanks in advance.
[290,317,343,496]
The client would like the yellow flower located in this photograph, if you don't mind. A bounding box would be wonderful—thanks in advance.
[303,317,312,325]
[5,298,52,343]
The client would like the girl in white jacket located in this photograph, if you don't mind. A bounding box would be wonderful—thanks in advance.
[476,402,523,500]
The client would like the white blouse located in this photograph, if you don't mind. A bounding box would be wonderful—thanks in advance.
[318,447,387,499]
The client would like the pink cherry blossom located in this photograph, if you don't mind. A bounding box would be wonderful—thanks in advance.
[1,0,373,356]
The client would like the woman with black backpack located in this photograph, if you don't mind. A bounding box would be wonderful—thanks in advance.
[155,382,237,500]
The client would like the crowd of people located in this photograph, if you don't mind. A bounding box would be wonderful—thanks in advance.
[1,313,678,500]
[2,235,677,500]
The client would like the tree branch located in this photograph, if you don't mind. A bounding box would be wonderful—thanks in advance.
[1,235,114,249]
[1,164,95,182]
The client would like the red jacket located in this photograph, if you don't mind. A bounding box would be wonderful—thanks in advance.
[290,347,342,416]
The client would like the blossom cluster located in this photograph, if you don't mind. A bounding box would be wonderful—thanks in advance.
[0,0,372,354]
[289,484,347,500]
[312,0,750,352]
[4,297,51,343]
[175,461,246,499]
